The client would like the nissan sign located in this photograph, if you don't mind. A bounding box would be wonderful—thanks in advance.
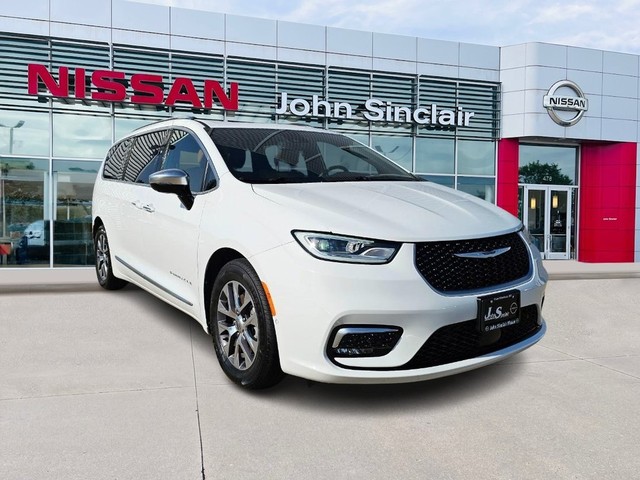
[543,80,588,126]
[27,64,239,110]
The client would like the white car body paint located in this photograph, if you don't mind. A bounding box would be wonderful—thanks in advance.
[93,119,547,384]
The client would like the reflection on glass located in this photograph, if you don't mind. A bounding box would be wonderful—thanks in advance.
[0,158,50,267]
[53,113,112,159]
[415,137,454,174]
[457,176,495,203]
[550,189,568,253]
[53,160,99,266]
[115,116,167,141]
[457,140,495,175]
[527,190,545,252]
[0,110,50,157]
[344,133,370,147]
[421,175,455,188]
[518,186,524,221]
[371,135,413,171]
[519,144,577,185]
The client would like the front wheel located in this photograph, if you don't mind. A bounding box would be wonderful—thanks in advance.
[94,225,128,290]
[209,259,283,389]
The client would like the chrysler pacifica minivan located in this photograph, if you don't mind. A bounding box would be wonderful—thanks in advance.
[92,118,547,389]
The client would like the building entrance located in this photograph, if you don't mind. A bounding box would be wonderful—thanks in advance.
[521,186,574,260]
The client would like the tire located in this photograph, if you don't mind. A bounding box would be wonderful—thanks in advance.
[94,225,128,290]
[209,259,284,389]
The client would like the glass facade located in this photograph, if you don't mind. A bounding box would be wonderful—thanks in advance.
[518,144,579,260]
[519,144,578,186]
[0,32,500,269]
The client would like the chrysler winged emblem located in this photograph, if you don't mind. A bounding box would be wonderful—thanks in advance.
[454,247,511,259]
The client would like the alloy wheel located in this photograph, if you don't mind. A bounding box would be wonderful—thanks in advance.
[95,232,110,283]
[216,280,259,370]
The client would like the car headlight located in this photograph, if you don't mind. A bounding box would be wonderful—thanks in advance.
[292,231,400,264]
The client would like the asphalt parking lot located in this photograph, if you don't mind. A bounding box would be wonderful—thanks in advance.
[1,276,640,480]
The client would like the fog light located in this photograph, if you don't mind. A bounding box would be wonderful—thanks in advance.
[328,326,402,358]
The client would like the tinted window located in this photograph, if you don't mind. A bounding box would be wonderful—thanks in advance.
[103,137,133,180]
[163,130,210,193]
[124,130,170,184]
[210,128,418,184]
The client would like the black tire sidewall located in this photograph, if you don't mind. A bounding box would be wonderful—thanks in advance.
[94,225,127,290]
[209,259,281,389]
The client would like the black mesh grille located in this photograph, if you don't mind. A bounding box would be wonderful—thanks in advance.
[336,332,401,351]
[401,305,540,370]
[415,232,531,293]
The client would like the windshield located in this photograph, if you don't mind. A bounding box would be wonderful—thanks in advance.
[209,127,420,184]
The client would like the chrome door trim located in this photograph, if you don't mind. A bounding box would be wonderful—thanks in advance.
[115,255,193,306]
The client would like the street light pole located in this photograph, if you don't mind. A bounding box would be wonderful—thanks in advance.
[0,120,25,239]
[0,120,25,154]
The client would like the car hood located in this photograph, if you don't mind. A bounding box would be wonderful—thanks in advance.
[252,181,521,242]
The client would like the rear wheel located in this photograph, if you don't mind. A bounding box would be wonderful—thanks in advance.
[94,225,128,290]
[209,259,283,389]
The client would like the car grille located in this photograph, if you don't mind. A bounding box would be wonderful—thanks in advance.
[414,232,531,293]
[401,304,541,370]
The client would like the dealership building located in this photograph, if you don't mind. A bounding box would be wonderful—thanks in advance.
[0,0,639,278]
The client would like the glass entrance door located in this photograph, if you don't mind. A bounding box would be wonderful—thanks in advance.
[523,186,573,260]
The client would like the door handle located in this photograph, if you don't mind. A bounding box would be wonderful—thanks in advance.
[131,201,155,213]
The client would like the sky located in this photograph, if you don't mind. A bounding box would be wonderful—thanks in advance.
[139,0,640,55]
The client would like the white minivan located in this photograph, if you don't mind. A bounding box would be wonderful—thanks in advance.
[92,118,547,389]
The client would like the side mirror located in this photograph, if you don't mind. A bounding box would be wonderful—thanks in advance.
[149,169,194,210]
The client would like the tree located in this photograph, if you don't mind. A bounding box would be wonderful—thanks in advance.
[519,161,572,185]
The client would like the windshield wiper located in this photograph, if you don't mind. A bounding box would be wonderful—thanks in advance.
[252,176,308,184]
[325,173,419,182]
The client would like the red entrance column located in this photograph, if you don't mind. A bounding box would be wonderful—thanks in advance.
[496,138,520,217]
[579,142,637,262]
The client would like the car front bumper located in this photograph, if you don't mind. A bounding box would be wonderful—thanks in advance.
[250,238,547,384]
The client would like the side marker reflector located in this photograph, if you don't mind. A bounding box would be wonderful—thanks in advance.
[262,282,276,317]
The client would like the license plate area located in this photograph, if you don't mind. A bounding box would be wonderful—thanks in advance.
[477,290,520,333]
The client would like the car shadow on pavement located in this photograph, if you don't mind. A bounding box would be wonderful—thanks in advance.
[260,361,524,412]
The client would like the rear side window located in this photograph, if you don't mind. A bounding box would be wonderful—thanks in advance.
[103,137,133,180]
[124,130,170,184]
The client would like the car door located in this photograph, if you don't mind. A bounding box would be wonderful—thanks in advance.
[115,129,171,279]
[134,128,214,313]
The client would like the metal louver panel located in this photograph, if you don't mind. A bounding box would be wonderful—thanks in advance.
[275,64,326,127]
[112,46,170,113]
[50,39,111,112]
[171,51,225,117]
[0,35,49,107]
[456,82,500,139]
[226,59,276,121]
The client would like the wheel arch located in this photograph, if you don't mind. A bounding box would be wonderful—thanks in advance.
[93,216,104,237]
[203,247,245,332]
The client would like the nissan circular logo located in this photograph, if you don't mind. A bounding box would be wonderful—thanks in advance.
[543,80,588,126]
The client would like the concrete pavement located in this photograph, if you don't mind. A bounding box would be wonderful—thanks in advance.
[1,276,640,479]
